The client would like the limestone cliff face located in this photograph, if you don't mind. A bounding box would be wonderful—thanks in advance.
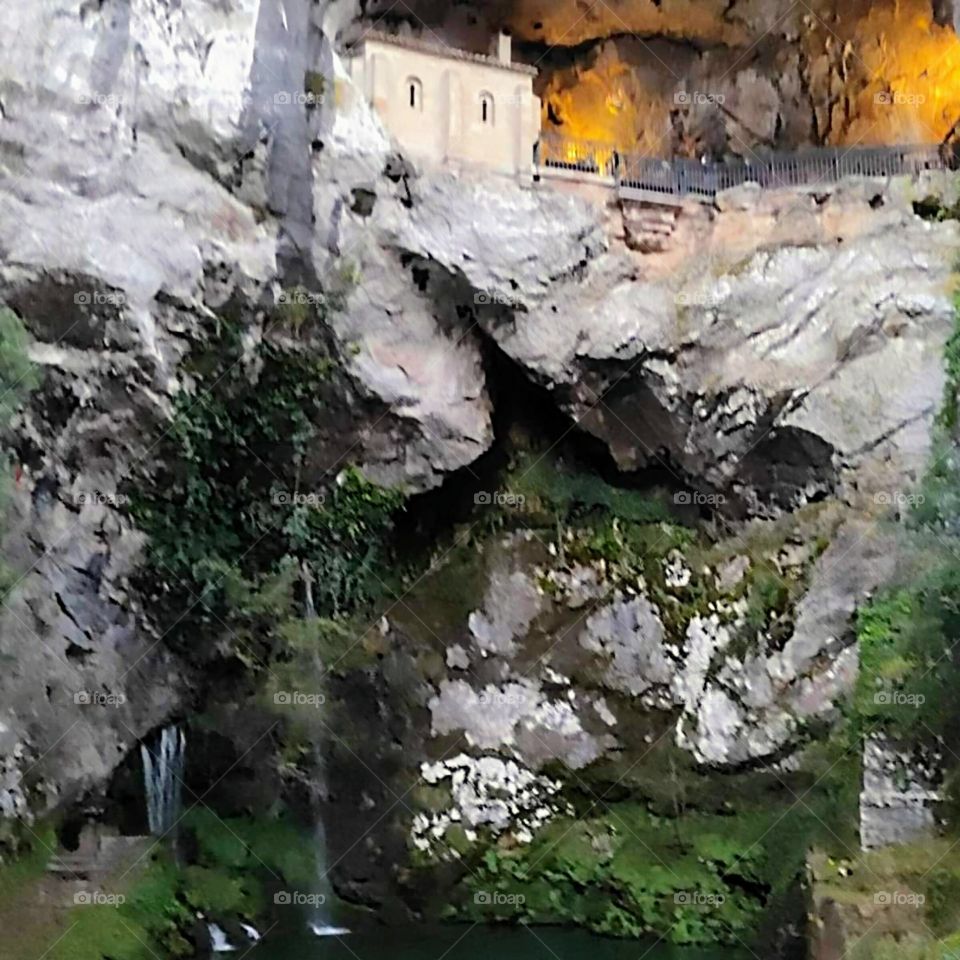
[0,0,956,914]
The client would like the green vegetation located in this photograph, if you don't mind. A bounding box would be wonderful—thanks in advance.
[45,851,191,960]
[129,311,407,651]
[408,452,854,947]
[38,812,315,960]
[284,466,405,617]
[459,742,859,948]
[853,562,960,754]
[504,452,674,525]
[0,823,56,898]
[801,273,960,959]
[812,839,960,960]
[127,309,407,853]
[941,292,960,431]
[0,306,38,598]
[853,298,960,754]
[0,307,38,427]
[184,806,316,893]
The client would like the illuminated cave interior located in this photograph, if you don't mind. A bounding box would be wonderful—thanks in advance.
[355,0,960,160]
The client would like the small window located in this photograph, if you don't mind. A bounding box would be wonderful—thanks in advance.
[407,77,423,110]
[479,92,494,125]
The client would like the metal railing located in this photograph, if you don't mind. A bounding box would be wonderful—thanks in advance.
[535,137,947,201]
[535,132,618,178]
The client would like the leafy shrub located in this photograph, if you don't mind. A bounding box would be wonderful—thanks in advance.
[184,807,316,890]
[129,316,406,643]
[283,466,406,616]
[458,799,850,946]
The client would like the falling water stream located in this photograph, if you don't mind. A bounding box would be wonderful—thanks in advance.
[308,760,350,936]
[141,724,186,837]
[303,561,350,937]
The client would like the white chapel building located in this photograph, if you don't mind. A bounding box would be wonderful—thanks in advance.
[344,31,541,178]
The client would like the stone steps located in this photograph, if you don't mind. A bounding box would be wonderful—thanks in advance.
[621,204,680,253]
[45,835,152,882]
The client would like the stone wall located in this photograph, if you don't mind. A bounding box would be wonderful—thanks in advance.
[344,33,540,177]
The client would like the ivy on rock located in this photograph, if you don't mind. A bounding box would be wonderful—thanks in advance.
[129,307,407,661]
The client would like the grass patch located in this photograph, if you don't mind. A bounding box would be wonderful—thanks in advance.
[47,851,192,960]
[0,823,56,899]
[184,807,316,890]
[813,838,960,959]
[503,452,674,525]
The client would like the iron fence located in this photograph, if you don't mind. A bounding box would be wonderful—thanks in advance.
[536,132,618,178]
[535,137,947,200]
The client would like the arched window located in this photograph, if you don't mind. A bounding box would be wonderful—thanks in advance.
[406,77,423,110]
[479,92,494,125]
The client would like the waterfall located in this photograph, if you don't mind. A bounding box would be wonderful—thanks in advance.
[301,562,349,937]
[141,724,186,837]
[208,923,236,953]
[308,821,348,936]
[308,774,349,937]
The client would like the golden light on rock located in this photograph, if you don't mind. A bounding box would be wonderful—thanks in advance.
[813,0,960,145]
[534,0,960,158]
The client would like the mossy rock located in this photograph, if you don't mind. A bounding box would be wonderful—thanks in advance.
[182,865,262,917]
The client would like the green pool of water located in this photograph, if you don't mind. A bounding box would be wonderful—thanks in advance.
[246,924,749,960]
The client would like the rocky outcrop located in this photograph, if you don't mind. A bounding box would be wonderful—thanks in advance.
[324,502,892,876]
[860,735,943,849]
[0,0,495,823]
[1,0,956,919]
[388,165,956,512]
